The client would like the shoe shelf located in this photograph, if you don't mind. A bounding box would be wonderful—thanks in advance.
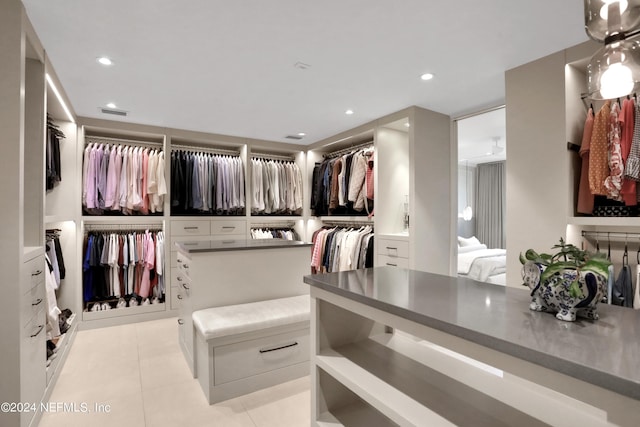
[45,313,78,385]
[82,302,165,321]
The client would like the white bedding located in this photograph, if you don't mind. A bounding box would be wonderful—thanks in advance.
[458,247,507,283]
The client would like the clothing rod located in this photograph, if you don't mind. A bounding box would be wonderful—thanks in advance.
[581,231,640,240]
[251,153,296,161]
[324,140,374,158]
[85,136,163,149]
[251,222,296,228]
[172,144,240,156]
[322,220,374,227]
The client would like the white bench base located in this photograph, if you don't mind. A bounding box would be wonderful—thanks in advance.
[192,296,310,404]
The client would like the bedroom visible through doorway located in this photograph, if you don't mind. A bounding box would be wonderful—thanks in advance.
[456,107,507,285]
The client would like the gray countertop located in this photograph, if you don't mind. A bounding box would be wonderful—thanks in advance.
[303,267,640,400]
[175,239,311,253]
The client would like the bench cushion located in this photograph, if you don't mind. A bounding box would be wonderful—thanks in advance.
[192,295,310,341]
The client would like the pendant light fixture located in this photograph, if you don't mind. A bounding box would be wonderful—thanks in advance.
[463,161,473,222]
[585,0,640,99]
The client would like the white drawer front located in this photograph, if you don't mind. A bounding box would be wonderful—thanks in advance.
[171,220,211,236]
[22,281,45,325]
[211,220,246,236]
[378,254,409,269]
[214,327,309,385]
[174,239,213,252]
[377,238,409,258]
[170,285,183,310]
[172,267,192,288]
[23,255,45,290]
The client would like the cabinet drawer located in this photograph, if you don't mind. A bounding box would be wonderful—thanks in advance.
[377,238,409,258]
[170,285,183,310]
[21,308,46,407]
[378,254,409,269]
[174,240,212,253]
[22,281,45,325]
[23,255,45,290]
[172,267,192,290]
[171,220,211,236]
[211,220,246,236]
[214,327,309,385]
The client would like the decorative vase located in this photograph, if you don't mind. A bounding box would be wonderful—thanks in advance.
[521,261,608,322]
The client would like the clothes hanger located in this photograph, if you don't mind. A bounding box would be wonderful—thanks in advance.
[623,235,629,267]
[607,232,611,261]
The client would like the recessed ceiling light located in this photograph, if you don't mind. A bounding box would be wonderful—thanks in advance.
[420,73,434,81]
[345,109,354,115]
[97,57,113,66]
[297,132,306,137]
[106,102,117,109]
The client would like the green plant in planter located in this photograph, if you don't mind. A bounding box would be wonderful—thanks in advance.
[519,238,610,298]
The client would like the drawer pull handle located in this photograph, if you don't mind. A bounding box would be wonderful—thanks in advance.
[177,294,183,300]
[31,270,43,276]
[259,342,298,354]
[183,264,189,269]
[386,263,398,267]
[386,246,398,250]
[177,276,183,281]
[222,226,236,230]
[183,243,198,246]
[181,283,190,290]
[32,298,43,306]
[222,240,235,244]
[183,226,199,230]
[31,324,44,338]
[177,319,184,325]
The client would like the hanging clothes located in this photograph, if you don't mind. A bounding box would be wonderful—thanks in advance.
[310,225,374,274]
[82,229,165,309]
[251,158,303,215]
[46,114,65,191]
[310,146,375,216]
[577,107,595,214]
[589,101,611,196]
[250,227,299,240]
[170,150,245,215]
[82,141,166,215]
[619,97,637,205]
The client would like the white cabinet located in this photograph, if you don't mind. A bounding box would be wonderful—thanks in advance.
[376,235,410,268]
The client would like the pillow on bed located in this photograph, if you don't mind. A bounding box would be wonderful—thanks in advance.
[458,244,487,253]
[458,236,481,247]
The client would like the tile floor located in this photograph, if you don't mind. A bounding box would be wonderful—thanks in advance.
[38,317,310,427]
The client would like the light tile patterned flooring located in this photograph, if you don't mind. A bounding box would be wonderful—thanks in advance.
[38,317,310,427]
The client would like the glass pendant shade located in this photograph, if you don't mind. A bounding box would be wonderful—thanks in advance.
[462,206,473,221]
[588,39,640,99]
[584,0,640,41]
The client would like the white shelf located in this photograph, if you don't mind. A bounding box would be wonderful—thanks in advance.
[82,302,166,321]
[317,400,397,427]
[82,215,165,224]
[567,216,640,227]
[316,348,455,427]
[45,215,76,224]
[23,246,44,260]
[317,216,373,223]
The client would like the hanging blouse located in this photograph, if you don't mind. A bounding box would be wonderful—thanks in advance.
[589,101,611,196]
[577,108,595,214]
[604,102,624,201]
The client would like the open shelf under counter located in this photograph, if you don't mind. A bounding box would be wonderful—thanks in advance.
[305,267,640,427]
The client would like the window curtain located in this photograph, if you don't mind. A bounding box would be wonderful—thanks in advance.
[475,161,505,249]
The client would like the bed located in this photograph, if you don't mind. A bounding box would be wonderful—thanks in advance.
[457,236,507,286]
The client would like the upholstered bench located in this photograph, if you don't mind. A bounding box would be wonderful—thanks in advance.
[192,294,310,404]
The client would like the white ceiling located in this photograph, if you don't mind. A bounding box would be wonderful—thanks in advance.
[23,0,588,145]
[457,107,506,165]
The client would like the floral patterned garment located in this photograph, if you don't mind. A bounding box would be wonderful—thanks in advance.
[604,101,624,201]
